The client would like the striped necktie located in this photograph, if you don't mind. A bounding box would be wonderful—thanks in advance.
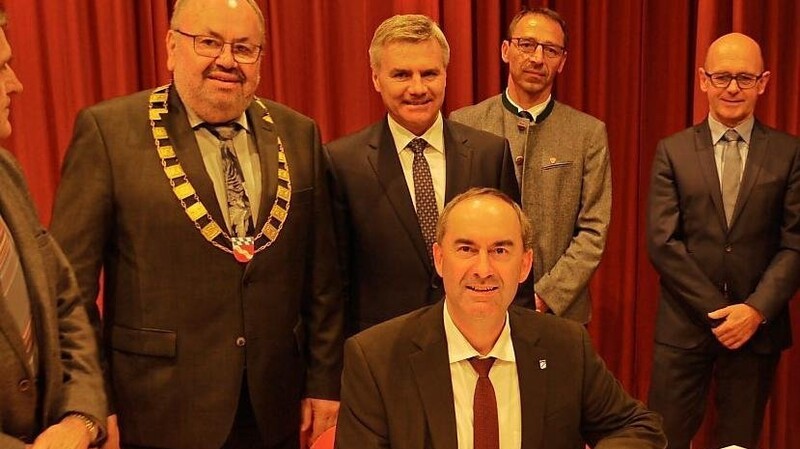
[0,214,36,372]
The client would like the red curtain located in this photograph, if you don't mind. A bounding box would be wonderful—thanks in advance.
[4,1,798,447]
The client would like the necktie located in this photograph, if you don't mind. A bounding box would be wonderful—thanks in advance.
[469,357,499,449]
[721,129,742,225]
[408,138,438,263]
[206,123,254,237]
[0,215,36,372]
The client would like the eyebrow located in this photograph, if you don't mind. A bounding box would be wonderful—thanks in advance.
[452,238,516,247]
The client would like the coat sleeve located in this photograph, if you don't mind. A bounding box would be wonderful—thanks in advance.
[335,337,390,449]
[535,121,611,316]
[646,138,728,322]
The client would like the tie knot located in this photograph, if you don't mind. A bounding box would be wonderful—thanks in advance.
[206,123,241,141]
[408,138,428,155]
[723,129,741,143]
[469,357,496,377]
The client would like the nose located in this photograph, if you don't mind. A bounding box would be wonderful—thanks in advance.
[529,44,545,64]
[471,250,494,279]
[215,43,237,68]
[4,66,23,95]
[408,73,426,95]
[726,77,742,94]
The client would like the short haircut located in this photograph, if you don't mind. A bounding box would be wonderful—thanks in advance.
[507,7,569,48]
[170,0,266,41]
[369,14,450,71]
[436,187,533,251]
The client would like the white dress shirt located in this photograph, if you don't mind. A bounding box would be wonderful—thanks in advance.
[444,301,522,449]
[387,113,447,213]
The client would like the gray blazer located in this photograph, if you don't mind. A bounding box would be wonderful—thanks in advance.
[0,149,105,448]
[451,95,611,323]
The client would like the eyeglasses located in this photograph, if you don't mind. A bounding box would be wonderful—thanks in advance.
[702,70,764,89]
[173,29,262,64]
[509,38,565,59]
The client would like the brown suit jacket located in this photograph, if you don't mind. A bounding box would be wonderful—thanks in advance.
[647,119,800,352]
[325,118,520,334]
[50,88,343,449]
[0,149,105,447]
[336,300,665,449]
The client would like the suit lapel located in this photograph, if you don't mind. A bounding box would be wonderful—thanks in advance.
[731,121,768,227]
[366,120,431,270]
[166,90,226,227]
[695,122,728,230]
[408,301,458,449]
[443,120,473,203]
[248,99,279,231]
[510,309,548,449]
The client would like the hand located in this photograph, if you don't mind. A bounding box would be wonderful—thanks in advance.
[101,415,120,449]
[708,303,764,349]
[31,416,90,449]
[300,398,340,448]
[535,294,549,313]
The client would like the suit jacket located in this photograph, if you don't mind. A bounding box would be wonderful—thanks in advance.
[0,149,105,448]
[647,119,800,353]
[50,88,343,449]
[336,301,666,449]
[451,96,611,323]
[325,118,520,334]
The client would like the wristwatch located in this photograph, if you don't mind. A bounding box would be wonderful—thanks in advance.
[67,412,101,446]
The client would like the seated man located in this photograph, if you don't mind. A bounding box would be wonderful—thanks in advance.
[336,187,665,449]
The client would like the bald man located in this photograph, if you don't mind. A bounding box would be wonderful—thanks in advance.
[646,33,800,449]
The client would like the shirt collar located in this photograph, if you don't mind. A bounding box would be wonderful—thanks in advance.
[707,114,754,145]
[504,88,551,121]
[443,299,516,364]
[186,105,250,133]
[387,113,445,156]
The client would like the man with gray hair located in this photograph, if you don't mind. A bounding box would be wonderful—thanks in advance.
[325,14,519,336]
[50,0,343,448]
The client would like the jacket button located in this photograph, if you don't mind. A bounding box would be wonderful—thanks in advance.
[725,245,732,253]
[515,155,524,166]
[235,337,246,347]
[18,379,32,392]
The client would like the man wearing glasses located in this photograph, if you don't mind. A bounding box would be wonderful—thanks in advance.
[50,1,342,448]
[647,33,800,449]
[450,8,611,325]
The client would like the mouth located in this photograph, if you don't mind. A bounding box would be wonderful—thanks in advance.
[466,285,499,293]
[205,68,244,85]
[404,98,433,107]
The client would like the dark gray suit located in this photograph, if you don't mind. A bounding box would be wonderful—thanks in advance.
[0,149,105,448]
[325,118,520,335]
[51,88,342,449]
[647,119,800,449]
[336,300,666,449]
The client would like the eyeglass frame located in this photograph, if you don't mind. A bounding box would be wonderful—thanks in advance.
[701,69,766,89]
[507,37,566,59]
[172,29,262,64]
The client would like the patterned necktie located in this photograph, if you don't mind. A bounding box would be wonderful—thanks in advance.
[408,138,438,263]
[0,215,36,372]
[469,357,499,449]
[721,129,743,225]
[206,123,254,237]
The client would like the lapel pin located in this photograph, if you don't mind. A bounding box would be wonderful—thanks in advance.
[549,157,556,164]
[539,359,547,370]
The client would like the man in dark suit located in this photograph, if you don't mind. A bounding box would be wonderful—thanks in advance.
[325,14,519,335]
[336,188,665,449]
[50,1,342,448]
[647,33,800,449]
[0,9,106,448]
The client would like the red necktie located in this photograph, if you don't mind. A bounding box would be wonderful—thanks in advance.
[0,215,36,372]
[469,357,499,449]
